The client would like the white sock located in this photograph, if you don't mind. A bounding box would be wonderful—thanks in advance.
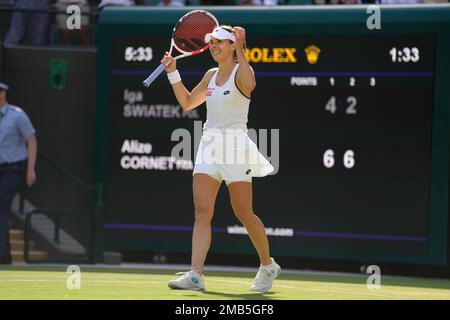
[261,258,275,269]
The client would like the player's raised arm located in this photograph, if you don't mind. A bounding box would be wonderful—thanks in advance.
[234,27,256,95]
[162,53,214,111]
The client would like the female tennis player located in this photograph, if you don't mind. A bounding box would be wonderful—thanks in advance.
[163,25,281,293]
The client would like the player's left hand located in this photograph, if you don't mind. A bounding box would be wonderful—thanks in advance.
[233,26,246,50]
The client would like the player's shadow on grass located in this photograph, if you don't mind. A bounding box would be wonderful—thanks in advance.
[199,290,276,300]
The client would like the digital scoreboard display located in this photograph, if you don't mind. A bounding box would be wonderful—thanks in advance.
[96,7,450,265]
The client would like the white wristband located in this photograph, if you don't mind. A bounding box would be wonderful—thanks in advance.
[167,70,181,85]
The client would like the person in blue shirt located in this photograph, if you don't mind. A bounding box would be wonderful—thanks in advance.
[4,0,50,46]
[0,81,37,264]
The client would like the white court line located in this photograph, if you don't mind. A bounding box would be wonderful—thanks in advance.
[0,262,396,278]
[208,279,450,299]
[0,279,167,285]
[207,279,399,299]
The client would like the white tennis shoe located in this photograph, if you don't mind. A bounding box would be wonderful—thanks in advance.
[250,258,281,293]
[168,271,205,291]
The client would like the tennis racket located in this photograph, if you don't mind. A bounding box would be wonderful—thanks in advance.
[142,10,219,88]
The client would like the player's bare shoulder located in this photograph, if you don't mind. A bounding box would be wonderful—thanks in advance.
[204,68,218,83]
[198,68,218,89]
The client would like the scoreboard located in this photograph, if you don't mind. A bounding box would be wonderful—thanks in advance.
[95,6,450,265]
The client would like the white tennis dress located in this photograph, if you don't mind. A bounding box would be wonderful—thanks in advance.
[193,64,274,183]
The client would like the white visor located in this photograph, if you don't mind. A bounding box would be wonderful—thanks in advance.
[204,27,236,44]
[0,82,9,91]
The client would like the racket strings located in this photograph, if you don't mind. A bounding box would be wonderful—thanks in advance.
[173,11,218,53]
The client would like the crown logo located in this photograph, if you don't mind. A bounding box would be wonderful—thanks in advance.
[305,45,321,64]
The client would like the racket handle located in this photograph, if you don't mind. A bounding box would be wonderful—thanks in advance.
[142,63,166,87]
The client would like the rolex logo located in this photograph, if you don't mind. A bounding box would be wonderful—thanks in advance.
[305,45,321,65]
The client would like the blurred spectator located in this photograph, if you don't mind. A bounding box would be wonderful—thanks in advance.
[311,0,446,3]
[241,0,277,4]
[200,0,236,5]
[311,0,443,3]
[98,0,135,7]
[313,0,343,3]
[158,0,185,6]
[55,0,91,46]
[377,0,421,4]
[378,0,420,3]
[4,0,50,46]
